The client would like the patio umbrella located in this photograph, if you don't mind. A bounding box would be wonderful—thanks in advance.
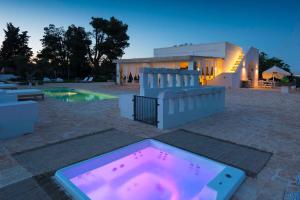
[262,66,291,86]
[262,66,291,80]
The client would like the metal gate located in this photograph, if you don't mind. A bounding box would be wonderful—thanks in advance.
[133,95,158,126]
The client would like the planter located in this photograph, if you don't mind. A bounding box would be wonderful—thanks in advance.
[290,85,296,91]
[281,86,290,93]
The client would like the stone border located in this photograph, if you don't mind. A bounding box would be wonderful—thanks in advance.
[154,129,273,177]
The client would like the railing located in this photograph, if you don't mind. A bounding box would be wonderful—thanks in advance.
[296,79,300,88]
[133,95,158,126]
[140,68,201,97]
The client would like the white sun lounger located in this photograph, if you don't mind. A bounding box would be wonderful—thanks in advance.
[56,78,64,82]
[79,77,90,82]
[5,89,44,100]
[43,77,51,82]
[87,77,94,82]
[0,83,17,89]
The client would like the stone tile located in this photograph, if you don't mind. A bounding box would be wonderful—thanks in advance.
[0,83,299,199]
[0,178,51,200]
[0,165,32,188]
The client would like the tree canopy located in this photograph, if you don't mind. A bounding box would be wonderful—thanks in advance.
[37,24,67,77]
[64,25,91,78]
[0,23,32,72]
[88,17,129,69]
[35,16,129,79]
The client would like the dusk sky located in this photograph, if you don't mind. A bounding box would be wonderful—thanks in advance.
[0,0,300,73]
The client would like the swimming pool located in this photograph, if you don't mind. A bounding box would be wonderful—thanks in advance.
[42,87,117,102]
[55,139,245,200]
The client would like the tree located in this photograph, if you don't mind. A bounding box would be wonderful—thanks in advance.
[64,25,91,78]
[32,57,51,80]
[0,23,32,73]
[259,52,291,78]
[37,24,67,78]
[88,17,129,72]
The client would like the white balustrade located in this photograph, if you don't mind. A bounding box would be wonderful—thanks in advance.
[119,67,225,130]
[140,68,201,97]
[157,87,225,129]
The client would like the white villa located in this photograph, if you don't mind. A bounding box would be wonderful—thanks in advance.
[115,42,259,88]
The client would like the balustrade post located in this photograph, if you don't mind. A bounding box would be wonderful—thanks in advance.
[186,75,191,87]
[152,73,158,88]
[161,73,168,88]
[172,73,177,88]
[140,72,148,89]
[179,74,185,88]
[148,73,153,88]
[188,61,194,70]
[193,74,199,87]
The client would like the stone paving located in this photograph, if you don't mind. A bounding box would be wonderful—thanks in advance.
[0,82,300,200]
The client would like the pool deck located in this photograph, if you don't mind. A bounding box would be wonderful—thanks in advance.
[1,82,300,199]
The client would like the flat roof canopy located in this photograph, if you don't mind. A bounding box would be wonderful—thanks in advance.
[114,55,223,64]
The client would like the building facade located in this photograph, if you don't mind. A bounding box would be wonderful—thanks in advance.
[114,42,259,88]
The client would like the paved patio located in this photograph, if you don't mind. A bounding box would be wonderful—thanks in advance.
[1,82,300,199]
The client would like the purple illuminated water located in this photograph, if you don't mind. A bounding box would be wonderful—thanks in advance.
[70,147,222,200]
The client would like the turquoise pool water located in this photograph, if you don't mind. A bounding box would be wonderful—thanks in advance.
[43,87,117,102]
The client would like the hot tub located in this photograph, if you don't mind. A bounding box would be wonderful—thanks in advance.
[55,139,245,200]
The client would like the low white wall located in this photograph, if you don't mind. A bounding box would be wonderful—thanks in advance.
[157,87,225,129]
[119,94,135,120]
[207,72,243,89]
[0,100,38,139]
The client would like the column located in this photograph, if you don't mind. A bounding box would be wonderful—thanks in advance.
[254,64,259,87]
[188,61,194,70]
[204,65,207,85]
[116,63,120,84]
[200,59,205,84]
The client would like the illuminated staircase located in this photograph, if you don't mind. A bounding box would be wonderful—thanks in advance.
[229,53,244,73]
